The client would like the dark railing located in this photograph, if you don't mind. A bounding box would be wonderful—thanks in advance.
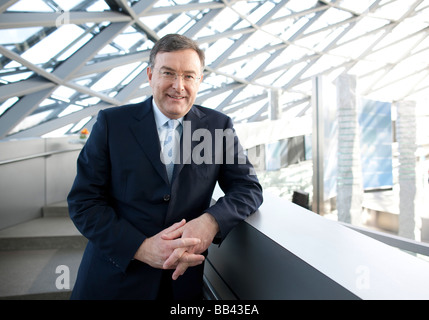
[204,189,429,300]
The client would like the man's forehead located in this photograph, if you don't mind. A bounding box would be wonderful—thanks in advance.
[159,66,197,74]
[154,50,203,71]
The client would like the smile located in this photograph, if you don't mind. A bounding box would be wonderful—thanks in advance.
[168,94,185,100]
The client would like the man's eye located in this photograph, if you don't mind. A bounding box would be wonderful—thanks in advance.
[185,75,195,80]
[163,71,174,76]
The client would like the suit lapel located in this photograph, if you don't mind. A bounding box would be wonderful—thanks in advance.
[129,100,209,186]
[130,98,169,185]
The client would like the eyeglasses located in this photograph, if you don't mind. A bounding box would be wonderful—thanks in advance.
[155,68,201,84]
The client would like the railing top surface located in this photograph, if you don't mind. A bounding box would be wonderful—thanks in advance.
[213,187,429,300]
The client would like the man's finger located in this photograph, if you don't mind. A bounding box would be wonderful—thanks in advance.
[182,252,205,267]
[161,225,185,240]
[162,219,186,235]
[164,249,205,269]
[172,262,188,280]
[171,255,204,281]
[171,237,200,248]
[162,238,201,268]
[163,247,186,269]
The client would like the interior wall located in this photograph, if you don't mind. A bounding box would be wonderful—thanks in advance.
[0,137,82,230]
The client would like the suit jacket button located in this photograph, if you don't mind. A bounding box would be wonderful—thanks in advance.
[163,194,171,202]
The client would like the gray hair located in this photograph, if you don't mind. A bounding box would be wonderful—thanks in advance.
[149,34,205,71]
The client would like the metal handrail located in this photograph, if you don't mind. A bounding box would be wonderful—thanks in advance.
[0,148,82,166]
[341,221,429,257]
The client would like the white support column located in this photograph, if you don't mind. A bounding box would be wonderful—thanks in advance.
[312,76,338,215]
[336,73,363,225]
[396,100,420,241]
[312,76,325,215]
[268,89,283,121]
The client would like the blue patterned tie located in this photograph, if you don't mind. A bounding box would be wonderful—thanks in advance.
[163,119,180,182]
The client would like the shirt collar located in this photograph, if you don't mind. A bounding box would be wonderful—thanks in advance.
[152,98,183,130]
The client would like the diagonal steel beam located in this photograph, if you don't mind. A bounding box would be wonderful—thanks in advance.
[75,51,150,78]
[184,7,224,38]
[130,0,158,15]
[0,88,53,138]
[216,48,285,111]
[210,0,291,113]
[341,0,424,77]
[0,0,18,14]
[280,0,383,91]
[114,68,148,103]
[0,76,55,102]
[0,21,130,138]
[6,102,111,140]
[53,22,130,80]
[0,11,130,29]
[210,0,289,69]
[144,2,225,16]
[0,45,122,105]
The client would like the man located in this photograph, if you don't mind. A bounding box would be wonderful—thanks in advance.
[68,34,263,300]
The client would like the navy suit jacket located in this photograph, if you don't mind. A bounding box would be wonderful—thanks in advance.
[67,97,263,299]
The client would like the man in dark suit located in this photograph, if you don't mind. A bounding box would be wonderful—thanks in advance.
[67,34,263,300]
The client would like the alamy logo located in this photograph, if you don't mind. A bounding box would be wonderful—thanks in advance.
[55,10,70,27]
[160,120,249,167]
[355,265,370,290]
[55,265,70,290]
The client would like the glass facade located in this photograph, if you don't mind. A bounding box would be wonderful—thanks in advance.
[0,0,428,139]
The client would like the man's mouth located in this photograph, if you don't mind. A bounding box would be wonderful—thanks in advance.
[167,94,185,100]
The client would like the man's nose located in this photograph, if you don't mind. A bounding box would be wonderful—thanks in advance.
[172,75,185,91]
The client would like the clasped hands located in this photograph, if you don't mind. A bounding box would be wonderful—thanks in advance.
[134,213,219,280]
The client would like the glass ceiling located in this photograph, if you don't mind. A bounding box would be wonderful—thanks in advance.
[0,0,428,139]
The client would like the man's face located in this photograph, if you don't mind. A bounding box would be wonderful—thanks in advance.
[148,49,203,119]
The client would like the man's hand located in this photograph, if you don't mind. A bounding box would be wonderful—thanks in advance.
[133,219,205,270]
[162,213,219,280]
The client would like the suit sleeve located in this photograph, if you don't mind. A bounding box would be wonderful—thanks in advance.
[67,110,146,273]
[205,117,263,242]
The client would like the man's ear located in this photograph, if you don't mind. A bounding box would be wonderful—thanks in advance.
[147,67,153,84]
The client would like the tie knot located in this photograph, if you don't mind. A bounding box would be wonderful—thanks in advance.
[166,119,179,130]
